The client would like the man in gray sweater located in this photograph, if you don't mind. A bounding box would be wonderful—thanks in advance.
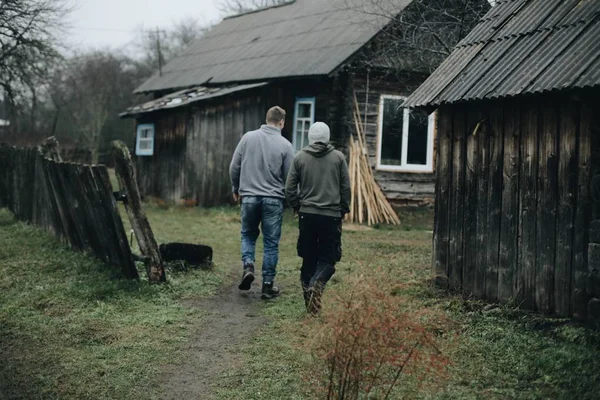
[230,106,295,299]
[285,122,351,314]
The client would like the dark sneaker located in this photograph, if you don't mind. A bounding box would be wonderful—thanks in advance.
[261,282,280,300]
[306,285,323,315]
[238,264,255,291]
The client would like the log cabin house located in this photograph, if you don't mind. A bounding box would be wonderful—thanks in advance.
[404,0,600,318]
[120,0,465,207]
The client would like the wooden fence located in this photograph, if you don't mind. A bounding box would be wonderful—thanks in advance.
[0,144,138,279]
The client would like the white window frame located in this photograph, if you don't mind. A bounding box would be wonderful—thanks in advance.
[135,123,155,156]
[376,95,435,173]
[292,97,316,151]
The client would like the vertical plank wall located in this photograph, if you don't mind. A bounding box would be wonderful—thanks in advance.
[435,95,593,317]
[136,95,266,206]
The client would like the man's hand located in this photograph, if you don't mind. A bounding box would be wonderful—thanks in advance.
[233,193,240,203]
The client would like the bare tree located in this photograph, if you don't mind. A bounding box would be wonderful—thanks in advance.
[0,0,69,134]
[217,0,291,16]
[347,0,490,73]
[49,52,144,163]
[136,18,208,78]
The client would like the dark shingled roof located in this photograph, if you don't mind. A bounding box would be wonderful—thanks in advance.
[404,0,600,108]
[135,0,411,94]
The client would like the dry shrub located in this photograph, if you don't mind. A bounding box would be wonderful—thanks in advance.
[304,274,452,399]
[144,196,170,209]
[180,198,198,208]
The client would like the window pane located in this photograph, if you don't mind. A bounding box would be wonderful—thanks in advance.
[298,103,312,118]
[407,109,429,165]
[139,139,153,150]
[295,120,303,150]
[303,121,311,147]
[380,98,404,166]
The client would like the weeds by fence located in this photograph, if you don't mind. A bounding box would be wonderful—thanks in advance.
[0,143,138,279]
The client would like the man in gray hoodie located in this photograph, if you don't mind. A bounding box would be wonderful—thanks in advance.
[285,122,351,314]
[230,106,295,299]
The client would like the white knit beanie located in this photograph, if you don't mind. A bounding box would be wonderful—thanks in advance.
[308,122,330,145]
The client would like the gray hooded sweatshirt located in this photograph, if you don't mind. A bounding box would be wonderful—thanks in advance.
[285,142,351,218]
[230,125,295,199]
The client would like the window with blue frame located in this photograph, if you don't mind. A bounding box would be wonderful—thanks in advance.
[293,98,315,151]
[136,124,155,156]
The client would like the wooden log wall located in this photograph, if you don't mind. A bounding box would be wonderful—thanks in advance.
[434,93,597,318]
[136,94,266,206]
[349,72,435,206]
[0,144,138,279]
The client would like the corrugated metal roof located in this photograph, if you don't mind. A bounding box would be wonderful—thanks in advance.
[121,82,268,117]
[135,0,411,93]
[404,0,600,108]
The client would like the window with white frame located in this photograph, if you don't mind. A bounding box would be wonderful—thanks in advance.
[136,124,155,156]
[377,95,435,172]
[293,97,315,151]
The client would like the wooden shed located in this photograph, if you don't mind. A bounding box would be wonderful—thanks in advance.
[120,0,459,207]
[404,0,600,318]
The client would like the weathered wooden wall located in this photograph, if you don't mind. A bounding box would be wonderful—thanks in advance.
[434,93,598,318]
[0,145,137,278]
[136,93,266,206]
[349,72,435,206]
[135,74,434,207]
[135,80,341,206]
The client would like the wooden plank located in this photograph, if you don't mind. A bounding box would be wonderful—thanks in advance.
[517,103,539,310]
[498,102,521,302]
[112,140,165,283]
[462,105,481,295]
[93,166,139,279]
[433,107,452,288]
[485,105,504,302]
[47,160,81,249]
[221,105,235,203]
[200,111,211,207]
[475,109,490,299]
[449,104,467,291]
[41,157,65,238]
[62,163,90,251]
[554,98,579,317]
[572,100,592,318]
[535,101,559,314]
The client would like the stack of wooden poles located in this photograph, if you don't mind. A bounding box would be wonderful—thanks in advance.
[346,93,401,226]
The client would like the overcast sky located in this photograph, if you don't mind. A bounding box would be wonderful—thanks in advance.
[65,0,222,53]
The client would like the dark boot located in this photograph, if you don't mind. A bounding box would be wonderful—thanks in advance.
[261,282,280,300]
[302,284,310,310]
[238,263,255,291]
[306,283,324,315]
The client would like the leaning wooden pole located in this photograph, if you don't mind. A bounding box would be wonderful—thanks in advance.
[111,140,166,282]
[345,91,400,226]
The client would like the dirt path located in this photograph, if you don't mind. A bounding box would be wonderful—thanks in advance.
[160,273,266,399]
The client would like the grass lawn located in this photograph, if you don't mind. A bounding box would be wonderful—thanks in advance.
[1,204,599,399]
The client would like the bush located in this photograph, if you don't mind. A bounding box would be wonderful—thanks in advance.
[304,275,452,399]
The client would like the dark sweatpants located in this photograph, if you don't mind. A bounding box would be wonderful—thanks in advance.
[297,212,342,290]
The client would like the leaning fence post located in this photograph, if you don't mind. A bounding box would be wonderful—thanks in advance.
[111,140,166,282]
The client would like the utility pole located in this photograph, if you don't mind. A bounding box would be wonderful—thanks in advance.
[155,26,165,76]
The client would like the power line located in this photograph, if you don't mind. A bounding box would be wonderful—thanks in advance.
[70,26,139,33]
[70,26,171,35]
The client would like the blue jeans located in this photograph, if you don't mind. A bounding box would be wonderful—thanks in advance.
[240,196,284,283]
